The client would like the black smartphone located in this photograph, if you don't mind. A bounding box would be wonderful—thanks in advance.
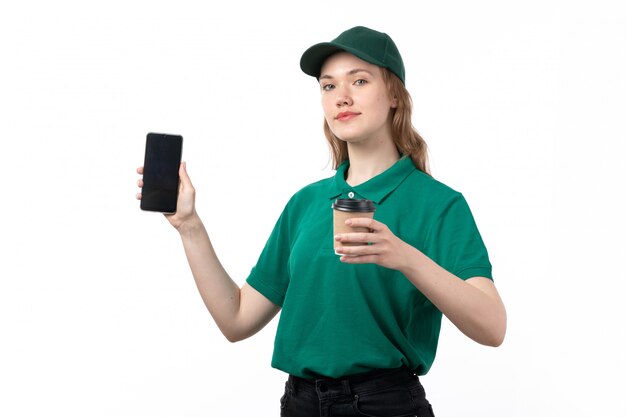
[140,132,183,213]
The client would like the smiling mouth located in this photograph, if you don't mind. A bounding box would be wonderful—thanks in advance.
[336,112,360,121]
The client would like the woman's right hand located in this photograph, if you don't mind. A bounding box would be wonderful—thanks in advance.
[137,162,280,343]
[136,162,199,231]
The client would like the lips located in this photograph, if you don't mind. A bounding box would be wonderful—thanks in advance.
[336,111,360,121]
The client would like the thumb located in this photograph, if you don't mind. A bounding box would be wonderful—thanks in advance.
[179,161,193,187]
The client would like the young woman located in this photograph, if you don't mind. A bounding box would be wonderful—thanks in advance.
[137,26,506,417]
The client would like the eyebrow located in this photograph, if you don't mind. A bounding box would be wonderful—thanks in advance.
[319,68,374,80]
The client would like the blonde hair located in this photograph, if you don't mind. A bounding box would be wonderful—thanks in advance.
[323,68,431,175]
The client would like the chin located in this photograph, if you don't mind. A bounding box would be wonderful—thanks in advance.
[333,132,365,144]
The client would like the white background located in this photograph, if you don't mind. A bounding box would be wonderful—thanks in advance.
[1,1,624,416]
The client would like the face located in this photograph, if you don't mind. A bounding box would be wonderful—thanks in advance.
[319,52,397,146]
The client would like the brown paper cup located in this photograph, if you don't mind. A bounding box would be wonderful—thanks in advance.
[332,199,376,254]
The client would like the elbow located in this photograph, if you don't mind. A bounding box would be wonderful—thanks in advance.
[224,333,241,343]
[475,326,505,347]
[485,330,506,347]
[463,322,507,347]
[216,317,249,343]
[484,314,507,347]
[223,330,246,343]
[222,327,253,343]
[469,307,507,347]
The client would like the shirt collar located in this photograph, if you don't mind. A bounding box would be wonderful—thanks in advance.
[327,156,416,204]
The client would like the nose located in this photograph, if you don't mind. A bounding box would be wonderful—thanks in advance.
[335,85,353,107]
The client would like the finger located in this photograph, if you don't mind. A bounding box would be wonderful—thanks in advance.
[345,217,380,230]
[335,232,376,244]
[137,179,144,188]
[335,244,377,257]
[339,253,379,264]
[136,192,142,200]
[137,166,144,174]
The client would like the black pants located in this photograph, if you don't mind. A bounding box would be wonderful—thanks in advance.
[280,366,435,417]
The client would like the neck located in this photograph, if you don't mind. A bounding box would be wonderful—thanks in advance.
[345,140,400,186]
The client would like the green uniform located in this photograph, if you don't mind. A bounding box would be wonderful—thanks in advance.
[247,157,492,379]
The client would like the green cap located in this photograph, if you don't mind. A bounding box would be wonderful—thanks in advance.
[300,26,405,85]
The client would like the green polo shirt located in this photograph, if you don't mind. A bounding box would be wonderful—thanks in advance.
[246,156,492,378]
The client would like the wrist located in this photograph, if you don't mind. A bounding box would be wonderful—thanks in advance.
[175,212,203,235]
[397,243,426,278]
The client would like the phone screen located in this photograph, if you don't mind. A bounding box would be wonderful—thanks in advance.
[140,133,183,213]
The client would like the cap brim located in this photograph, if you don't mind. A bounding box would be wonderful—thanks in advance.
[300,42,385,79]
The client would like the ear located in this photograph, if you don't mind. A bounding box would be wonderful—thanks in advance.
[390,96,398,109]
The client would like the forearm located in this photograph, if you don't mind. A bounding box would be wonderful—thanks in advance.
[177,215,244,341]
[399,244,506,347]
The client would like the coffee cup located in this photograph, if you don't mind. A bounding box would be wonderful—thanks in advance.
[332,198,376,253]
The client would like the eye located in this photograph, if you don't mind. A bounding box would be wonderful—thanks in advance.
[354,79,367,86]
[321,83,335,91]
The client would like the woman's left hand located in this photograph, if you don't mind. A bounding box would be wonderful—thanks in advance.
[334,218,413,271]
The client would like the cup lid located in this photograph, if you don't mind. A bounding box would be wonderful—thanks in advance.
[332,198,376,212]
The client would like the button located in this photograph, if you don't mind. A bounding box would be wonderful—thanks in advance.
[348,191,355,198]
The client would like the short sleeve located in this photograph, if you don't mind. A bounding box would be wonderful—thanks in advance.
[423,193,492,281]
[246,203,293,306]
